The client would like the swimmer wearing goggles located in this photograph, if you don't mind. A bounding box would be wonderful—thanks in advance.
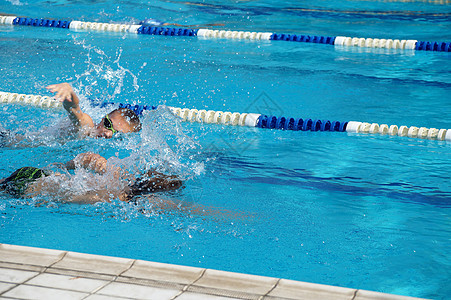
[46,83,141,139]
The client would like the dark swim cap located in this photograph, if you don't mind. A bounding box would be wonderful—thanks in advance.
[139,18,164,26]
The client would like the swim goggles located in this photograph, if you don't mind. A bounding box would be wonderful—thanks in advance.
[103,114,118,135]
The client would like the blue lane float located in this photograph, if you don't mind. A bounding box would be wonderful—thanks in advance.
[1,15,449,52]
[12,17,71,28]
[1,91,450,142]
[255,115,347,132]
[137,26,197,37]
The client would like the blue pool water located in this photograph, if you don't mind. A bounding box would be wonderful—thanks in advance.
[0,0,450,299]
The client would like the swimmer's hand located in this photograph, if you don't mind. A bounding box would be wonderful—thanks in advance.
[46,83,79,107]
[46,83,94,130]
[66,152,121,178]
[66,152,107,173]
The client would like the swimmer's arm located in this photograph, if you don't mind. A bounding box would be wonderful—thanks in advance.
[46,83,94,130]
[143,196,246,220]
[70,190,117,204]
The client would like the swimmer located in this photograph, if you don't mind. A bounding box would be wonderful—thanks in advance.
[0,83,141,147]
[46,83,142,139]
[0,152,243,219]
[0,152,181,204]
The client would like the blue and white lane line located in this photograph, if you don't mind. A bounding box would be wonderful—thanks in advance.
[1,15,450,52]
[1,91,450,142]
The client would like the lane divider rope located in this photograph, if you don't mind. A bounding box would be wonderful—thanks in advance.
[1,91,449,142]
[0,91,61,108]
[346,121,450,141]
[1,15,449,52]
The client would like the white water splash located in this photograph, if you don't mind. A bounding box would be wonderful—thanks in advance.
[6,0,23,5]
[123,106,205,179]
[71,37,144,103]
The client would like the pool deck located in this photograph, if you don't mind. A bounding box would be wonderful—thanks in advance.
[0,244,424,300]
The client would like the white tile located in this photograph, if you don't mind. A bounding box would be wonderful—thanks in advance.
[0,268,38,283]
[27,273,108,293]
[268,279,356,300]
[176,292,242,300]
[0,244,65,267]
[97,282,180,300]
[84,295,130,300]
[194,269,278,295]
[52,252,134,276]
[0,282,16,294]
[3,285,87,300]
[122,259,204,284]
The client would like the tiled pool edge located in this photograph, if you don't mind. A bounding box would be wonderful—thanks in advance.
[0,243,426,300]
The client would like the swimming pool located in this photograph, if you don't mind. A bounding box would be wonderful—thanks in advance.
[0,0,450,299]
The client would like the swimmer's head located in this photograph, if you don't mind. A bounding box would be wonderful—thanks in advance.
[95,108,142,138]
[120,171,183,202]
